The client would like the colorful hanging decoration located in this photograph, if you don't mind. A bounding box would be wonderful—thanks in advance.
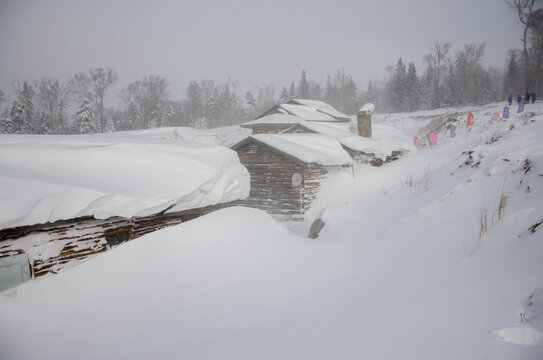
[467,112,474,126]
[430,131,438,146]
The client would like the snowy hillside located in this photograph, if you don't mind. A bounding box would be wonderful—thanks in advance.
[1,101,542,359]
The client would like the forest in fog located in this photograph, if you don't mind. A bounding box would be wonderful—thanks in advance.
[0,1,541,135]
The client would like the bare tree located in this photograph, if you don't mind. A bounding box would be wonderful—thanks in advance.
[453,43,487,104]
[506,0,538,90]
[33,78,67,133]
[90,68,118,132]
[67,72,93,104]
[424,41,452,108]
[119,75,170,129]
[529,8,543,92]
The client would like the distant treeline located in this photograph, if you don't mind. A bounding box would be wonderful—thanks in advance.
[0,3,541,134]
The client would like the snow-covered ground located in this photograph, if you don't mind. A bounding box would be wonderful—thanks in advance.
[1,101,542,359]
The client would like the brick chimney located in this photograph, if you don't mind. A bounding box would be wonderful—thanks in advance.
[357,103,374,138]
[357,110,372,137]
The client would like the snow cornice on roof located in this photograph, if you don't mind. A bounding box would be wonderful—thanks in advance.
[244,99,351,126]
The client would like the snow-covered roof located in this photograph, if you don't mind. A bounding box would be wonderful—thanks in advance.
[250,134,352,166]
[241,113,305,126]
[290,122,416,161]
[280,103,337,121]
[290,99,351,120]
[0,136,250,229]
[242,99,350,127]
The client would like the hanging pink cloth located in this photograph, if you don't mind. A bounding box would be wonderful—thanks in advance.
[430,131,438,146]
[414,136,419,147]
[467,112,474,126]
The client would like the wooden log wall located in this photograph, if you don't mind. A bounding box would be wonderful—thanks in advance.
[235,140,335,220]
[0,202,235,278]
[244,124,294,134]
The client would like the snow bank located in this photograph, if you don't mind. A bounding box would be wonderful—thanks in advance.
[103,125,252,147]
[0,136,249,228]
[493,327,543,346]
[252,133,352,166]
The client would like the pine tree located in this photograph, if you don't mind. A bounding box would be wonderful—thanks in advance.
[279,86,289,103]
[35,110,50,134]
[298,70,309,98]
[391,58,407,111]
[325,75,334,105]
[244,91,256,119]
[74,99,96,134]
[11,82,34,133]
[504,49,521,96]
[405,62,422,111]
[289,81,296,99]
[0,109,13,133]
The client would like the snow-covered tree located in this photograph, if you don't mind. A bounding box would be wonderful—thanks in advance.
[405,62,422,112]
[244,91,257,119]
[327,69,358,114]
[391,58,407,111]
[120,75,170,129]
[289,81,296,99]
[279,86,289,103]
[11,81,34,133]
[255,85,276,116]
[74,99,96,134]
[308,81,323,100]
[0,109,13,133]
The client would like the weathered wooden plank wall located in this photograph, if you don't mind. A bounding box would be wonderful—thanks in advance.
[0,202,235,278]
[235,140,332,220]
[242,124,294,134]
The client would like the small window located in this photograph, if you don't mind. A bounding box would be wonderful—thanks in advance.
[0,253,32,292]
[292,172,303,188]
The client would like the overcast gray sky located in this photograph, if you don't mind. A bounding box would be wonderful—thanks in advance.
[0,0,527,106]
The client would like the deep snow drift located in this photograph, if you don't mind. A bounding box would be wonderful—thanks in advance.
[0,134,249,229]
[1,101,542,360]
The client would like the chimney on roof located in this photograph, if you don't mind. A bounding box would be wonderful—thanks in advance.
[357,103,374,138]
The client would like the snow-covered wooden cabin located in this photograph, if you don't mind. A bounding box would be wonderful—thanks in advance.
[242,99,414,167]
[241,99,350,134]
[231,134,352,220]
[0,136,249,290]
